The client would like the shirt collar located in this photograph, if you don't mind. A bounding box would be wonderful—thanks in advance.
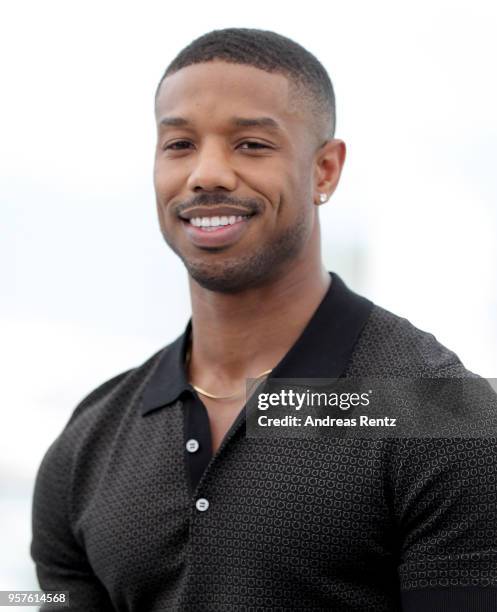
[140,271,373,416]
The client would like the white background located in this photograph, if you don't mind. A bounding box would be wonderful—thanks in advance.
[1,0,496,593]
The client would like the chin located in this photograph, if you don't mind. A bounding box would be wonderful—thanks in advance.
[166,212,311,294]
[185,255,272,294]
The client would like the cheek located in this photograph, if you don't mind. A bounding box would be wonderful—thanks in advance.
[153,161,180,232]
[153,162,171,202]
[277,151,313,196]
[153,156,186,204]
[155,182,191,243]
[242,159,298,211]
[278,165,313,212]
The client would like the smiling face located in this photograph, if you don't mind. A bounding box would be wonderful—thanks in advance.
[154,60,339,293]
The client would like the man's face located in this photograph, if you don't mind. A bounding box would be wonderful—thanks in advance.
[154,61,322,293]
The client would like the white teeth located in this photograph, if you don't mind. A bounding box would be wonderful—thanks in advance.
[188,215,251,229]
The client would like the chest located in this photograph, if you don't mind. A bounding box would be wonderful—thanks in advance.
[201,395,245,454]
[74,405,395,609]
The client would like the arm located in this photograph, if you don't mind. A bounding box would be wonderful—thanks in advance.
[31,436,115,611]
[394,437,497,611]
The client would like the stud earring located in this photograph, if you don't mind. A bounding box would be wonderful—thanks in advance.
[319,193,328,203]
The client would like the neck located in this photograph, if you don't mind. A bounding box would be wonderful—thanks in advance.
[187,255,330,392]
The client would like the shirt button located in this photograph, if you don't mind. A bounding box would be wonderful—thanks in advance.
[196,498,209,512]
[186,438,200,453]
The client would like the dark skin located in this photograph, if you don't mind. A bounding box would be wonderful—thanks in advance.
[154,61,346,453]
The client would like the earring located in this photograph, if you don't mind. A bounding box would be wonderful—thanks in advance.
[319,193,328,203]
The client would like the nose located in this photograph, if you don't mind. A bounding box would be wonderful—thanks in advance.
[186,139,238,193]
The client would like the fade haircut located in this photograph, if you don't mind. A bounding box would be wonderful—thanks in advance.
[155,28,336,144]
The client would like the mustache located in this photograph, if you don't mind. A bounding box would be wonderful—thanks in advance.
[174,193,265,216]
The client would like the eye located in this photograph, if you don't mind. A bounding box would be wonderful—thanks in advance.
[238,141,270,150]
[163,140,193,151]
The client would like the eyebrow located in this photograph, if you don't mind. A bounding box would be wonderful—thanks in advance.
[159,116,282,131]
[231,116,282,131]
[159,116,190,127]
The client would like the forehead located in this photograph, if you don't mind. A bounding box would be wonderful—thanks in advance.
[155,61,306,130]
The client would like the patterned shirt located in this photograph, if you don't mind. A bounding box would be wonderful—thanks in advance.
[31,272,497,611]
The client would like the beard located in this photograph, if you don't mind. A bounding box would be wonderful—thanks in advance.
[162,204,311,294]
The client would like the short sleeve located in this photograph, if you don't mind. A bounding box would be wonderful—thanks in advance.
[393,437,497,611]
[31,434,115,611]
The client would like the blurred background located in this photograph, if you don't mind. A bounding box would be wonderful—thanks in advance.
[2,0,496,598]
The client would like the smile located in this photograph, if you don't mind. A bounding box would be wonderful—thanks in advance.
[181,214,254,248]
[189,215,251,231]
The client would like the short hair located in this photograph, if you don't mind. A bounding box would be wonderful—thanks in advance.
[155,28,336,142]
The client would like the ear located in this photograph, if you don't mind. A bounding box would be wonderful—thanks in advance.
[312,139,346,205]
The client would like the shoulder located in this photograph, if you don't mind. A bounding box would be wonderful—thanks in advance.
[32,339,184,553]
[32,341,177,542]
[67,346,166,430]
[346,304,473,377]
[35,343,171,480]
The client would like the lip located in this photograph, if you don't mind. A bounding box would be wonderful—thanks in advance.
[179,205,256,220]
[181,216,254,249]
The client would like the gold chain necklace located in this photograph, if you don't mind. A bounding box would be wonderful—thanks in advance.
[185,343,273,400]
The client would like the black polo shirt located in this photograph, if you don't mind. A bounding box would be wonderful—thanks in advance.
[31,272,497,611]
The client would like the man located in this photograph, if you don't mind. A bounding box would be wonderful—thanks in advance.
[31,28,497,611]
